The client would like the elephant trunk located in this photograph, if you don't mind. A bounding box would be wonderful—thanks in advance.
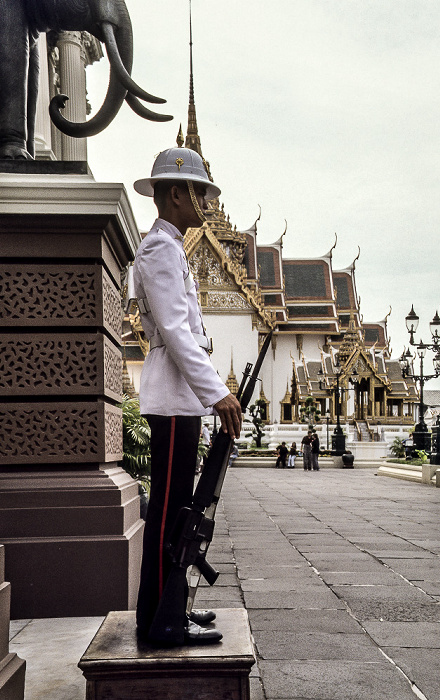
[49,0,171,138]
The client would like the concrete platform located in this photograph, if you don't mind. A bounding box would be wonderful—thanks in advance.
[79,609,255,700]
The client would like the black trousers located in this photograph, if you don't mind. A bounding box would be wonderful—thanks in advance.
[136,414,201,634]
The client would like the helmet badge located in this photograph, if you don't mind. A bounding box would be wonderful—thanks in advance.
[175,157,184,171]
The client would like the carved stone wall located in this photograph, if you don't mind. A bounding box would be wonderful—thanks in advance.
[0,167,141,618]
[0,333,122,400]
[0,401,121,465]
[0,260,123,463]
[0,264,121,341]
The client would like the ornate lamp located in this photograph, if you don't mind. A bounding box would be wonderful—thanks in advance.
[429,311,440,343]
[405,305,419,345]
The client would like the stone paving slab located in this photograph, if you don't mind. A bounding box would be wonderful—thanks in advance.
[378,558,440,578]
[237,564,316,579]
[248,609,364,634]
[304,553,388,573]
[419,580,440,595]
[330,585,440,622]
[9,617,104,700]
[253,630,384,661]
[258,660,417,700]
[382,647,440,699]
[320,570,408,585]
[363,621,440,647]
[242,590,346,610]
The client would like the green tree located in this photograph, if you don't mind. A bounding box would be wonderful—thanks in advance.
[119,395,151,492]
[299,396,321,430]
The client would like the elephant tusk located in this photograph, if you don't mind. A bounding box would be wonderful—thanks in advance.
[101,21,166,105]
[125,93,173,123]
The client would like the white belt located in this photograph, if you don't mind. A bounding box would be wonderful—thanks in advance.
[149,332,213,353]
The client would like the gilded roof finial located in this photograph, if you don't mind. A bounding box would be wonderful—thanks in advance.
[185,0,203,157]
[176,124,184,147]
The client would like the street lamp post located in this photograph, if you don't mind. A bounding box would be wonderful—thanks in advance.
[325,409,331,451]
[402,306,440,457]
[319,364,346,455]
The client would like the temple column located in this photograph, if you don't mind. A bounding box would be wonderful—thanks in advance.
[57,31,87,161]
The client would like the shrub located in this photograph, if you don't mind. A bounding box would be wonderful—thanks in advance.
[119,395,151,492]
[390,437,406,459]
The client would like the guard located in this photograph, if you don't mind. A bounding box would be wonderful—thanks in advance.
[133,144,242,646]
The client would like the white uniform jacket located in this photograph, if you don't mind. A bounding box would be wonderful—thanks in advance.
[133,218,229,416]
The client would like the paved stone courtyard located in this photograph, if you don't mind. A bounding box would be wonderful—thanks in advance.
[9,468,440,699]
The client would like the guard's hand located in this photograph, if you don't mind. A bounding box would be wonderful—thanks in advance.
[214,393,242,440]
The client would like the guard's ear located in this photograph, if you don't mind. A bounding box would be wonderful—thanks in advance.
[169,184,184,207]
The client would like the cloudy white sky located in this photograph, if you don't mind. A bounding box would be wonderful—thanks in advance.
[86,0,440,378]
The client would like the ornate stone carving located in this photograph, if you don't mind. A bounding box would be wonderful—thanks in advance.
[191,245,234,288]
[0,333,121,400]
[104,337,123,399]
[0,265,122,340]
[0,334,97,394]
[105,403,123,460]
[0,401,122,464]
[207,292,253,311]
[103,272,123,339]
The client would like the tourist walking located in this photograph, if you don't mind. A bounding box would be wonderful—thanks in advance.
[311,432,320,470]
[301,431,313,470]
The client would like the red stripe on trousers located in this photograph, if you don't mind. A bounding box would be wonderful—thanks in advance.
[158,416,175,597]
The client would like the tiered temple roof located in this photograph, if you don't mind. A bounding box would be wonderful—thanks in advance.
[123,12,417,422]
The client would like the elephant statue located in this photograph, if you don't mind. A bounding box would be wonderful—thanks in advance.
[0,0,172,159]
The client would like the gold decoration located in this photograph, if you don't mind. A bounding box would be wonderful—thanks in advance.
[175,157,184,171]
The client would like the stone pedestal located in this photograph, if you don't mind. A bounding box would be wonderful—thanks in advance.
[0,547,25,700]
[79,609,255,700]
[0,162,144,618]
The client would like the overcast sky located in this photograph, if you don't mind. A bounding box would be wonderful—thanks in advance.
[85,0,440,379]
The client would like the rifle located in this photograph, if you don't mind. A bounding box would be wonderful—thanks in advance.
[148,331,273,646]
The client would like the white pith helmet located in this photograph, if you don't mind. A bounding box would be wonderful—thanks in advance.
[134,147,221,199]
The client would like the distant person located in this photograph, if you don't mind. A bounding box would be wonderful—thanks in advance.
[301,431,313,470]
[228,443,239,466]
[276,441,288,468]
[287,442,297,468]
[311,433,320,471]
[200,420,211,473]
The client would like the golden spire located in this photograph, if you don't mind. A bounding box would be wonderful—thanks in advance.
[338,310,360,364]
[225,349,239,395]
[185,0,203,156]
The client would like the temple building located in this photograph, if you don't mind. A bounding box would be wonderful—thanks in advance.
[122,46,418,452]
[30,27,417,450]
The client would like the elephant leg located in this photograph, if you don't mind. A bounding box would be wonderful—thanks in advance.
[0,0,34,159]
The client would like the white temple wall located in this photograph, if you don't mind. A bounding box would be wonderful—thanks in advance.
[129,362,143,395]
[299,334,326,362]
[203,312,258,395]
[263,334,296,423]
